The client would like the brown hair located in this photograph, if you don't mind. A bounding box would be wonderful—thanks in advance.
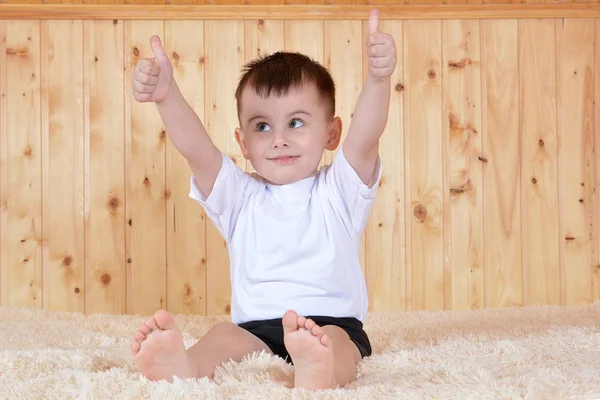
[235,51,336,121]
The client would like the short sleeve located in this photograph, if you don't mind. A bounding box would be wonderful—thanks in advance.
[189,152,252,242]
[323,148,382,237]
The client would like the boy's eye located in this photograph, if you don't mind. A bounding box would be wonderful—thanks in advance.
[289,118,304,129]
[256,122,271,132]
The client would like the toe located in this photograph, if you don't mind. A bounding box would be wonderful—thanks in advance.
[310,324,325,338]
[282,310,299,334]
[133,331,145,342]
[320,334,331,348]
[153,309,177,330]
[297,315,307,327]
[304,318,317,332]
[131,340,140,355]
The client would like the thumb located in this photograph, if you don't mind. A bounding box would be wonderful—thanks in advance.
[149,35,168,62]
[369,9,380,35]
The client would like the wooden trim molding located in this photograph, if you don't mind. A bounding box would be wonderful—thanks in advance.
[0,4,598,20]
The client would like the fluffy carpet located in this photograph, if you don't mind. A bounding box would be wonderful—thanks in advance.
[1,303,599,399]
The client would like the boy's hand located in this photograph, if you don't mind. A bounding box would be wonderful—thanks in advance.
[132,35,173,103]
[366,9,396,79]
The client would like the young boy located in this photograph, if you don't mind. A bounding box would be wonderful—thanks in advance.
[129,9,396,390]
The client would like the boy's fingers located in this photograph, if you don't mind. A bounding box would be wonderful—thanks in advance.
[368,9,380,35]
[137,59,161,76]
[150,35,168,62]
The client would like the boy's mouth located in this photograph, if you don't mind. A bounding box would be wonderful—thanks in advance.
[268,155,299,165]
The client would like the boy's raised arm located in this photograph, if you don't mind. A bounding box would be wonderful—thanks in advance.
[343,9,397,187]
[133,35,222,197]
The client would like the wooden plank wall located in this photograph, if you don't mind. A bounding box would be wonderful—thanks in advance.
[0,14,599,317]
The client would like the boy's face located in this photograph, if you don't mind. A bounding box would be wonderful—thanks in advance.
[235,81,341,185]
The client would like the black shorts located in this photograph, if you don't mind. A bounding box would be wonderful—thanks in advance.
[238,315,372,364]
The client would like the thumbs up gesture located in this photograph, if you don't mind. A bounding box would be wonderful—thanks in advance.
[366,9,396,79]
[132,35,174,103]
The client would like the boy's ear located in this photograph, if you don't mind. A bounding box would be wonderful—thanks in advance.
[235,128,251,159]
[325,116,342,151]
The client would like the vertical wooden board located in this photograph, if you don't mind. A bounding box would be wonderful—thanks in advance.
[283,20,325,168]
[244,19,284,173]
[323,21,362,165]
[481,20,522,308]
[5,21,42,308]
[126,20,167,316]
[557,19,596,306]
[165,20,207,316]
[86,20,126,315]
[442,20,484,311]
[362,20,406,312]
[596,19,600,302]
[204,20,245,315]
[42,20,85,312]
[324,21,365,275]
[404,20,444,311]
[283,20,323,62]
[519,20,560,306]
[0,20,6,306]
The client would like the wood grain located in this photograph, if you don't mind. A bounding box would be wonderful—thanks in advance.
[519,19,560,306]
[364,20,406,312]
[204,20,245,315]
[85,20,126,314]
[41,20,85,312]
[442,19,484,311]
[481,19,522,308]
[4,21,43,308]
[0,20,6,307]
[165,20,207,315]
[557,18,597,306]
[125,20,167,315]
[404,20,444,311]
[1,4,599,20]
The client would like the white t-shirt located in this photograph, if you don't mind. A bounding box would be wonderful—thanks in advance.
[189,148,381,325]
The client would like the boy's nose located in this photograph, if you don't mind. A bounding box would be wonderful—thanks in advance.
[271,132,289,148]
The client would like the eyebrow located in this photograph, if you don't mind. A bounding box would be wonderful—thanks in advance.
[247,110,312,123]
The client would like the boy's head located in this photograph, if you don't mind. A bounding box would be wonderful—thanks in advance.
[234,52,342,185]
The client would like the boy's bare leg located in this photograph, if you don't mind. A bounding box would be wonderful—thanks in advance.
[282,310,361,390]
[131,309,271,382]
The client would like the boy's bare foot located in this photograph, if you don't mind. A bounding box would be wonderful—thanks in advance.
[282,310,336,390]
[130,309,197,382]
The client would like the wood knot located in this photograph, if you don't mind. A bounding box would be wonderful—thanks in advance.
[132,47,140,57]
[128,219,132,226]
[172,52,180,61]
[225,303,231,314]
[199,56,205,64]
[531,177,537,184]
[395,83,404,92]
[101,273,111,285]
[184,283,192,297]
[113,19,118,25]
[74,287,80,294]
[63,256,72,266]
[108,197,119,209]
[258,19,264,25]
[200,258,206,264]
[163,190,171,200]
[427,69,436,79]
[94,56,99,62]
[23,146,33,158]
[159,130,166,140]
[538,139,544,147]
[143,177,150,187]
[127,258,132,263]
[413,204,427,222]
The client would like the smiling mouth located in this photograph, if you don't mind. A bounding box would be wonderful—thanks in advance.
[268,155,299,165]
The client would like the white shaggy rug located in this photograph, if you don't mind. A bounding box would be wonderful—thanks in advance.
[1,303,600,399]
